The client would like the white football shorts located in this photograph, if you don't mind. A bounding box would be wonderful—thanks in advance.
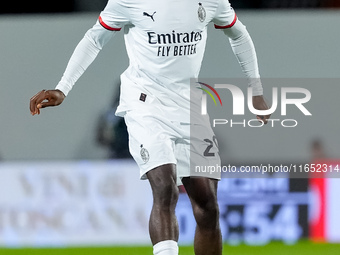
[124,110,221,185]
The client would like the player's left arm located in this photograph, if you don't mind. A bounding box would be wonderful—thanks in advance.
[212,1,270,123]
[223,19,270,123]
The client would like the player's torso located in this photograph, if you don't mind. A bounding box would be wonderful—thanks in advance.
[122,0,219,80]
[117,0,220,121]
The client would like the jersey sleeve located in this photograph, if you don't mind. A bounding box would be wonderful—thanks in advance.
[98,0,130,31]
[212,0,237,29]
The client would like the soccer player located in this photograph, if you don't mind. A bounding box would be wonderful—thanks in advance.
[30,0,270,254]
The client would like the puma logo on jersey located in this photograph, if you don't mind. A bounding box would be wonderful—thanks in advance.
[143,11,156,22]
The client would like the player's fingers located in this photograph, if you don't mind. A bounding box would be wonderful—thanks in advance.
[30,90,46,115]
[257,115,268,124]
[33,92,48,113]
[37,91,61,109]
[257,114,271,125]
[38,100,56,109]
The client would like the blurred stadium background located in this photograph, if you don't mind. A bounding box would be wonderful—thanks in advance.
[1,0,340,254]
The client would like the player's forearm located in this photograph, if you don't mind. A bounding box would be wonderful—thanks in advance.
[55,24,116,96]
[223,20,263,96]
[55,35,99,96]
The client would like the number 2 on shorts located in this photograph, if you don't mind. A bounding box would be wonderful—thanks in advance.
[203,136,218,157]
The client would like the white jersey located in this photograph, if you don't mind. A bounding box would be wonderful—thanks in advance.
[98,0,237,122]
[55,0,262,123]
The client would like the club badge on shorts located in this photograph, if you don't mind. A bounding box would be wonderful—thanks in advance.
[198,3,206,22]
[140,144,150,163]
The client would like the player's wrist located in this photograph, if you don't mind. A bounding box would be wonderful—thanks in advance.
[55,89,66,98]
[55,82,70,97]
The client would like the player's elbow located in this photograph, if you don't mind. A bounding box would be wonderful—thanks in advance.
[85,30,104,50]
[223,20,248,40]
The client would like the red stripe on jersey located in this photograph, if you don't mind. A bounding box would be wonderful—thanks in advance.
[99,16,121,31]
[214,14,237,29]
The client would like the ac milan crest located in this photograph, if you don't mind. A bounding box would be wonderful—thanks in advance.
[140,144,150,163]
[198,3,206,22]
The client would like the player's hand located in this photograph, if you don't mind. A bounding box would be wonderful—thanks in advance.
[252,95,271,124]
[30,89,65,116]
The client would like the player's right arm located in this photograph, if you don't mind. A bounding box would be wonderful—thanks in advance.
[29,0,128,115]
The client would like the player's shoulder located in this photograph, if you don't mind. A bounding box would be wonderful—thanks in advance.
[214,0,232,7]
[202,0,232,12]
[104,0,141,12]
[203,0,231,5]
[105,0,129,8]
[101,0,133,15]
[105,0,136,5]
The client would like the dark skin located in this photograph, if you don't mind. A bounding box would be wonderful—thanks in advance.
[29,90,270,255]
[30,89,65,115]
[147,164,221,255]
[147,164,180,244]
[253,95,271,124]
[182,176,221,255]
